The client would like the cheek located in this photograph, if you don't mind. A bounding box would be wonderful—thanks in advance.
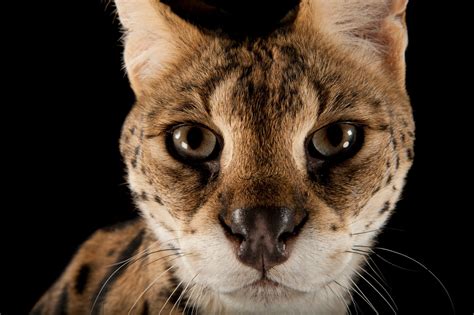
[272,227,353,291]
[350,171,405,234]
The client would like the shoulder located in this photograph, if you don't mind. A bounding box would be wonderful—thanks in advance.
[31,219,157,314]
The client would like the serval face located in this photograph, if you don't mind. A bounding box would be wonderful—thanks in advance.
[117,0,414,312]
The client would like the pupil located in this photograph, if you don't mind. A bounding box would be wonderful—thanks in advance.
[326,125,343,147]
[187,127,203,150]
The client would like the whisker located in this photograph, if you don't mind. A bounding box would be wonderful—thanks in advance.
[351,268,397,314]
[348,277,379,315]
[362,246,456,314]
[107,236,182,267]
[359,264,396,310]
[353,247,417,272]
[346,250,369,257]
[351,228,381,236]
[169,273,199,314]
[191,284,206,315]
[327,282,351,315]
[91,254,147,314]
[182,283,199,315]
[159,278,186,314]
[145,252,184,268]
[127,263,178,315]
[334,281,360,315]
[365,256,388,285]
[106,239,161,267]
[92,249,182,315]
[109,248,180,267]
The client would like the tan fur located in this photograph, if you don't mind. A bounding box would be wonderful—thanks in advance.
[33,0,414,314]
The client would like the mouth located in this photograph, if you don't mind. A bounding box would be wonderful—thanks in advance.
[236,276,308,295]
[221,276,309,304]
[244,277,282,289]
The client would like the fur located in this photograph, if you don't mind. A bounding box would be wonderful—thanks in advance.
[32,0,414,314]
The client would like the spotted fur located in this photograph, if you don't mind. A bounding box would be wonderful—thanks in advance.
[32,0,414,314]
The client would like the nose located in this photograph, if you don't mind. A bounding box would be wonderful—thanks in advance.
[219,206,308,272]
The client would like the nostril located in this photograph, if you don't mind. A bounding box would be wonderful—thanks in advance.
[218,213,245,244]
[278,231,294,244]
[277,210,309,244]
[218,213,232,232]
[293,210,309,235]
[233,232,245,243]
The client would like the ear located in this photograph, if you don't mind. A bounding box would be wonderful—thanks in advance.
[311,0,409,86]
[114,0,203,95]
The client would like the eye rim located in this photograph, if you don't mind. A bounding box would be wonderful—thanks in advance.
[165,123,223,164]
[306,122,364,162]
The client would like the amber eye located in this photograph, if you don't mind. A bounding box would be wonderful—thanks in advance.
[309,123,362,159]
[169,125,218,162]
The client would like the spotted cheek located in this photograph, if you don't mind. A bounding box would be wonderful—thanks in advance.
[349,183,402,245]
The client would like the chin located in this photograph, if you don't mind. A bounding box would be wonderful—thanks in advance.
[219,283,344,314]
[226,279,306,301]
[203,273,347,314]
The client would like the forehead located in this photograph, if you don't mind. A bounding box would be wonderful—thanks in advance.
[146,33,390,132]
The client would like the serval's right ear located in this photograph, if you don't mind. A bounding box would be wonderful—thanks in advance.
[114,0,204,96]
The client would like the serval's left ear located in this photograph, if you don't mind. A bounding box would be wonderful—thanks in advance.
[114,0,204,96]
[307,0,409,87]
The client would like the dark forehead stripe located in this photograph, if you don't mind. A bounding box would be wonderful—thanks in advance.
[54,286,69,315]
[91,230,145,315]
[227,44,308,131]
[162,41,308,123]
[75,264,91,295]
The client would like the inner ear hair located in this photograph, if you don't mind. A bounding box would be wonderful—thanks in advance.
[310,0,409,86]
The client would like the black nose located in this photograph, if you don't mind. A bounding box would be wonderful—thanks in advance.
[219,206,308,271]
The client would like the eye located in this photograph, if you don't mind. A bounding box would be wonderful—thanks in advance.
[168,125,219,162]
[308,123,363,159]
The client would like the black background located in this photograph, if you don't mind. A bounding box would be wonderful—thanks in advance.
[1,1,472,314]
